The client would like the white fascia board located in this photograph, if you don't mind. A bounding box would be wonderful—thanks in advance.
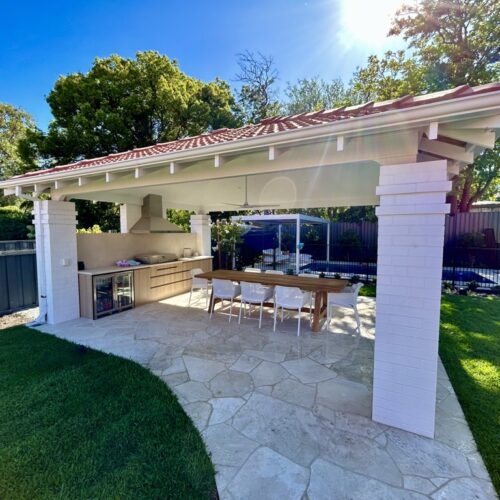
[1,90,499,189]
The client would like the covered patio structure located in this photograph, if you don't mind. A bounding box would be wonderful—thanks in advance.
[1,83,500,444]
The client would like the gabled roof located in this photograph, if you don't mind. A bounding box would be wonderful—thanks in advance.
[11,82,500,181]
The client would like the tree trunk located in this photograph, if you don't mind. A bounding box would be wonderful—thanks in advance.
[457,165,474,213]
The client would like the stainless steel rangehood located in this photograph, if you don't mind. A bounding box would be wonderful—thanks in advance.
[130,194,184,233]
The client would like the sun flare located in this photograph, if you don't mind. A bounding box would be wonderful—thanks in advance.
[338,0,405,48]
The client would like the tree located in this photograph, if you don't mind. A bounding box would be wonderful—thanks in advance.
[390,0,500,89]
[0,104,37,180]
[23,51,240,167]
[387,0,500,212]
[166,209,192,232]
[235,51,281,123]
[20,51,240,230]
[349,51,426,103]
[448,143,500,213]
[74,200,120,232]
[283,77,352,114]
[0,103,38,207]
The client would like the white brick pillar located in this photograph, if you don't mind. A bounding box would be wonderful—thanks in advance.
[120,203,142,233]
[33,200,80,324]
[373,159,451,438]
[190,214,211,256]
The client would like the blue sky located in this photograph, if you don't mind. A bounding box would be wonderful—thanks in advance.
[1,0,403,130]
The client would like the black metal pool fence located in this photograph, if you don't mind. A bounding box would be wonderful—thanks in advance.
[228,212,500,289]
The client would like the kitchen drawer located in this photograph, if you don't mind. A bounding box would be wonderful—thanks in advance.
[150,262,183,277]
[150,270,191,287]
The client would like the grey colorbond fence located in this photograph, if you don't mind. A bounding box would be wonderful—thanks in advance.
[0,240,37,315]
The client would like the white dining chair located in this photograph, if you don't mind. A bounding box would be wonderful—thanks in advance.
[298,273,319,321]
[265,270,284,275]
[209,278,241,322]
[326,283,363,333]
[273,285,308,336]
[238,281,274,328]
[189,268,210,307]
[244,267,262,273]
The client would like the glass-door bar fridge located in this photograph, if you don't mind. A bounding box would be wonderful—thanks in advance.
[93,271,134,319]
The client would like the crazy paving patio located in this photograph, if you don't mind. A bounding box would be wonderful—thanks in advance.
[37,294,495,499]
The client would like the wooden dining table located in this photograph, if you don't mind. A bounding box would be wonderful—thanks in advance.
[196,269,348,333]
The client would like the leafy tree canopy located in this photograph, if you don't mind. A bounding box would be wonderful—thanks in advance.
[23,51,240,167]
[349,50,427,103]
[283,77,352,114]
[390,0,500,89]
[0,103,36,181]
[387,0,500,212]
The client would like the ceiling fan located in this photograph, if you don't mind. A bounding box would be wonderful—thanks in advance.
[223,176,280,209]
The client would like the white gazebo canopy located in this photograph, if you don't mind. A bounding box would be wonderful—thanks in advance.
[232,213,331,272]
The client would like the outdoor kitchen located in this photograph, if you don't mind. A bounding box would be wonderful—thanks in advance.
[76,194,212,319]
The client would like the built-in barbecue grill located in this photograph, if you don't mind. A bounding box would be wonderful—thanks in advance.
[134,253,178,265]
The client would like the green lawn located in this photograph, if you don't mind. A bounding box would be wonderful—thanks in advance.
[439,294,499,493]
[0,326,216,499]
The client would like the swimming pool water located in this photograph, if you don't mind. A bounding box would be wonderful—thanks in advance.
[303,262,496,285]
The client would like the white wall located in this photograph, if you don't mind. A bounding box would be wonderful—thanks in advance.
[77,233,198,269]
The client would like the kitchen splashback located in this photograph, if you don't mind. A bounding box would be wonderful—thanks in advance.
[77,232,197,269]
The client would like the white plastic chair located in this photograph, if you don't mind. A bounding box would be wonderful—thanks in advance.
[244,267,262,273]
[326,283,363,333]
[189,268,210,307]
[273,286,308,336]
[298,273,319,321]
[209,278,241,322]
[238,282,274,328]
[265,270,284,275]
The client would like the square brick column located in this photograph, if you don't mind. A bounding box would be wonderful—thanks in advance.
[33,200,80,324]
[119,203,142,233]
[373,160,451,437]
[190,214,212,256]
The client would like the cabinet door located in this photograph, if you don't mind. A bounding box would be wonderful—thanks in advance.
[94,275,114,316]
[114,272,134,309]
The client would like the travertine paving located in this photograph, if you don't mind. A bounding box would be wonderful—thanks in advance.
[37,293,496,499]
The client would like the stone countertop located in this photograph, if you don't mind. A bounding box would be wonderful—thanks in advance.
[78,256,212,276]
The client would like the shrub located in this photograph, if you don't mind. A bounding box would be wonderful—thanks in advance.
[0,206,31,240]
[76,224,102,234]
[458,232,485,248]
[338,229,361,248]
[350,274,360,284]
[333,273,341,279]
[468,280,479,292]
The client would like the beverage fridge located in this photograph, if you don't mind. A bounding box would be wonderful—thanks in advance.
[93,271,134,319]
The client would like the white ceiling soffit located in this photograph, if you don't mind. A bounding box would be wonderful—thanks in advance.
[63,162,380,211]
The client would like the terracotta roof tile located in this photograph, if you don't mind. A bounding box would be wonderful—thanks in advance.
[12,83,500,181]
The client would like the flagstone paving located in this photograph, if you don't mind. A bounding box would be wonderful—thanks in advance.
[37,293,496,499]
